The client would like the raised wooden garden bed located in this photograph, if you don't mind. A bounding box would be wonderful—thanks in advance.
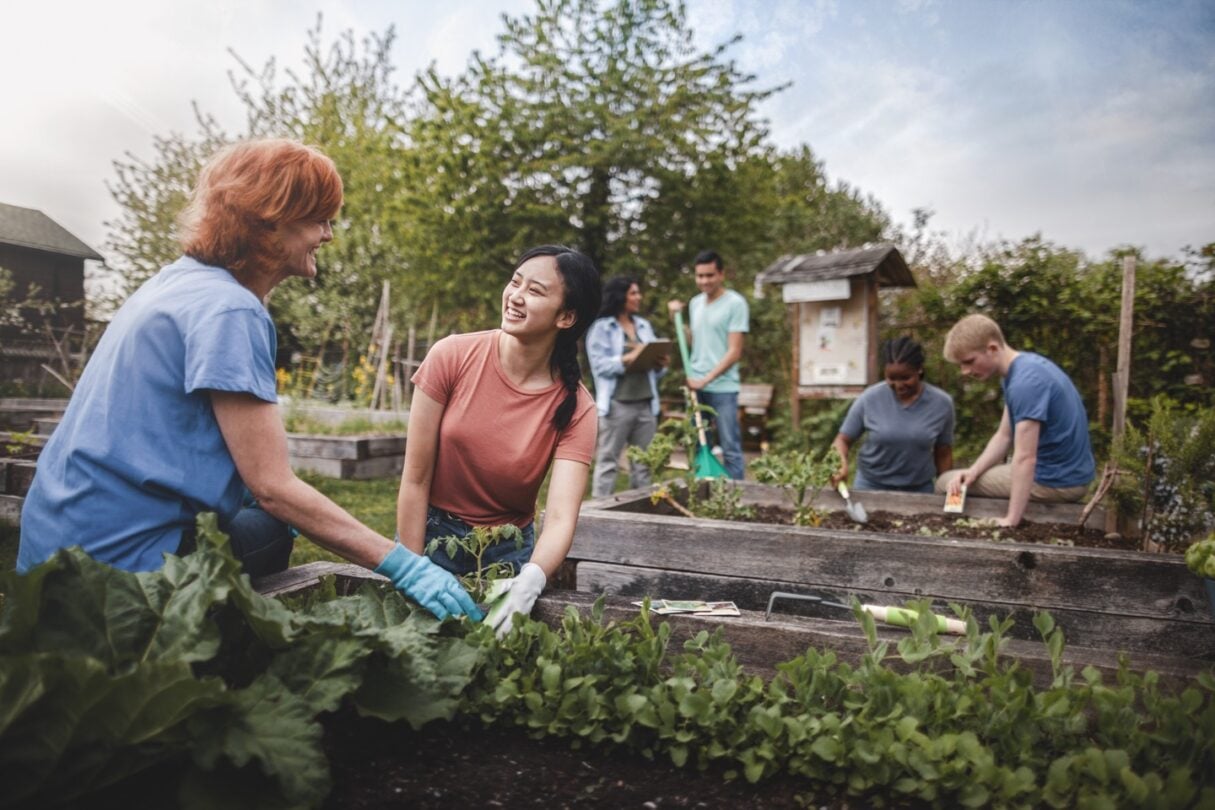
[253,561,1211,691]
[565,483,1214,677]
[286,433,406,479]
[0,397,68,431]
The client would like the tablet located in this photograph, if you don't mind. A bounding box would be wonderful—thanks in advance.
[629,339,674,371]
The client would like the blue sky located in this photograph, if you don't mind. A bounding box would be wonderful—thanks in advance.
[1,0,1211,266]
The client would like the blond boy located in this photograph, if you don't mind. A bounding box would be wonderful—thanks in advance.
[936,314,1094,526]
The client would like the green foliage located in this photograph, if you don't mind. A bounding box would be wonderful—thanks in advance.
[465,599,1215,808]
[1111,399,1215,551]
[0,514,481,809]
[627,402,752,520]
[1186,533,1215,580]
[3,429,36,456]
[750,447,839,526]
[425,524,525,603]
[4,528,1215,808]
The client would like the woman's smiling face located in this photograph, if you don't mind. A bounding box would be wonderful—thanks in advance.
[501,255,572,337]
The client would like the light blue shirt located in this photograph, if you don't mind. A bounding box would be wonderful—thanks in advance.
[689,289,749,394]
[586,314,664,416]
[18,256,278,573]
[1003,352,1095,488]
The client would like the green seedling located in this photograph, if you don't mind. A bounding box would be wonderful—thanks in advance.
[426,523,525,603]
[749,447,839,526]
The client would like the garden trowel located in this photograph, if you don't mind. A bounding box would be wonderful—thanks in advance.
[837,481,868,524]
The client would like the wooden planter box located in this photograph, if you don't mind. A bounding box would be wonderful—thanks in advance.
[566,483,1214,674]
[286,433,406,479]
[0,398,68,431]
[253,562,1209,690]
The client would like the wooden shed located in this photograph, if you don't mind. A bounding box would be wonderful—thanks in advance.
[755,244,915,423]
[0,201,101,336]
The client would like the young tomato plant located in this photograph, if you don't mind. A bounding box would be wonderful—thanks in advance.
[749,447,839,526]
[426,523,525,603]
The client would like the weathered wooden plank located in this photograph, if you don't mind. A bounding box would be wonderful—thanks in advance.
[589,483,1105,529]
[569,510,1208,624]
[0,398,70,410]
[531,591,1210,690]
[288,453,404,479]
[285,433,406,461]
[253,561,381,596]
[574,561,1215,659]
[2,460,37,497]
[32,418,60,436]
[0,494,22,524]
[251,567,1209,690]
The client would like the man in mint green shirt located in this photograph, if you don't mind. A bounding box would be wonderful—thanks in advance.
[668,250,750,478]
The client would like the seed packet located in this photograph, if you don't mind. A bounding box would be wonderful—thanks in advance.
[943,485,967,514]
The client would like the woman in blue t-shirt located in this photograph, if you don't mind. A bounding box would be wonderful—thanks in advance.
[18,139,478,622]
[830,337,955,493]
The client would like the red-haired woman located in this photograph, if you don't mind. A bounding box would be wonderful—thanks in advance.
[18,139,480,622]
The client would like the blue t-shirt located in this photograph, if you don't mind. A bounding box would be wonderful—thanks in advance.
[1002,352,1095,488]
[840,382,955,489]
[18,256,278,573]
[689,289,749,393]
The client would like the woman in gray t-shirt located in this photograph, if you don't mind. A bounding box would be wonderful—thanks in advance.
[830,337,955,493]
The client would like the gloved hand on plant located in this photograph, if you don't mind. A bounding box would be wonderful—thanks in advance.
[485,562,546,637]
[375,543,483,621]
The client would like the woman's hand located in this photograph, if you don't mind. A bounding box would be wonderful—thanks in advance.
[375,543,483,621]
[622,343,645,368]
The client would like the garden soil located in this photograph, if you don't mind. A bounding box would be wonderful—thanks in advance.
[321,710,901,809]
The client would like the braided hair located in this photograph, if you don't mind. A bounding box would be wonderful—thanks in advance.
[513,245,602,431]
[880,336,926,374]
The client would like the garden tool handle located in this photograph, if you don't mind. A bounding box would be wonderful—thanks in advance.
[674,310,712,445]
[862,604,966,635]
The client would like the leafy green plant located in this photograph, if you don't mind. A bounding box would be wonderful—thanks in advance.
[749,447,840,526]
[426,523,525,602]
[627,405,752,521]
[1111,398,1215,551]
[0,513,481,810]
[1186,533,1215,580]
[3,429,36,457]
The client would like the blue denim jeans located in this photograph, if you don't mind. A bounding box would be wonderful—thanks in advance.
[423,506,534,577]
[852,470,934,494]
[697,390,744,480]
[178,503,295,578]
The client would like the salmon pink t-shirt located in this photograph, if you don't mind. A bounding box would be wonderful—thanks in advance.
[412,329,596,527]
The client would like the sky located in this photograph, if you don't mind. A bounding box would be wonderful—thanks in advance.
[1,0,1212,273]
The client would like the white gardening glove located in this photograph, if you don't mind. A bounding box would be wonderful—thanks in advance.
[485,562,546,637]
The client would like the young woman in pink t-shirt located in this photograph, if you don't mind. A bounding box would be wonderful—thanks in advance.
[396,245,601,634]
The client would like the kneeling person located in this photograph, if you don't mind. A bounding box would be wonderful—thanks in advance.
[935,314,1094,526]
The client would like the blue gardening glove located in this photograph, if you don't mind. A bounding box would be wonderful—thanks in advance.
[485,562,546,637]
[374,544,483,622]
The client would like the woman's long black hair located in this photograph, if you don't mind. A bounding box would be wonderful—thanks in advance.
[513,245,602,431]
[599,275,638,318]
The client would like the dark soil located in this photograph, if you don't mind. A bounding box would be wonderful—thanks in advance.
[744,505,1139,551]
[321,710,892,810]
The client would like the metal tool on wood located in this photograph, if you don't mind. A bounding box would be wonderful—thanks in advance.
[764,590,965,635]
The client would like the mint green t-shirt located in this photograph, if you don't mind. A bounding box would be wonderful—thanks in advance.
[689,288,749,393]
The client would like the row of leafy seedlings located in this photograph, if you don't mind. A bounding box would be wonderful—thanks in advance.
[1,517,1212,809]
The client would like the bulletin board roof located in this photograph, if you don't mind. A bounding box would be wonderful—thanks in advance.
[756,244,916,289]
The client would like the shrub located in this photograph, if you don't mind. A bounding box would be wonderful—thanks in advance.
[1111,398,1215,551]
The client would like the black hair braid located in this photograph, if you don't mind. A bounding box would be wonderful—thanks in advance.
[881,336,926,371]
[551,334,584,431]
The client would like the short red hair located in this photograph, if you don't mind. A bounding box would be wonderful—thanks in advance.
[178,139,343,284]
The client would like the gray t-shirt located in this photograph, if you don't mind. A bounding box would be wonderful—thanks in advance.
[839,381,955,488]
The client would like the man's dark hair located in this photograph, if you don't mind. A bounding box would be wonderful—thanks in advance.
[693,250,723,270]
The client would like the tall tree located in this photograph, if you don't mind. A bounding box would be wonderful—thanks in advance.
[402,0,783,329]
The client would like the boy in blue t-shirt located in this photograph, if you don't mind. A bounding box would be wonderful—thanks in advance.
[935,314,1094,526]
